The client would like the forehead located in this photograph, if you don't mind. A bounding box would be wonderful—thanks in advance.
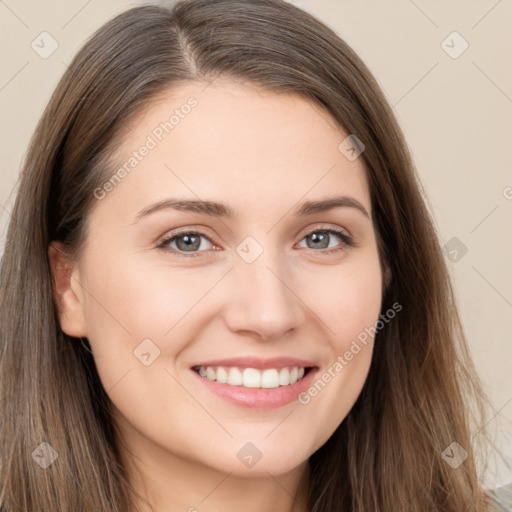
[91,80,371,222]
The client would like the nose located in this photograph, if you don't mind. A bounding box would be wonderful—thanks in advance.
[221,252,306,341]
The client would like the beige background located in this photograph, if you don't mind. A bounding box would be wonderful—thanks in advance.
[1,0,511,486]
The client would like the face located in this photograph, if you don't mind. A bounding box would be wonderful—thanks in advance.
[50,80,385,479]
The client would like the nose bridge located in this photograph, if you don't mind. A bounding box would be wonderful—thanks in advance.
[225,236,304,339]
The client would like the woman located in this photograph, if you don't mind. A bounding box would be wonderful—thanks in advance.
[0,1,510,510]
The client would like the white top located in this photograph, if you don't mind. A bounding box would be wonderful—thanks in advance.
[488,481,512,511]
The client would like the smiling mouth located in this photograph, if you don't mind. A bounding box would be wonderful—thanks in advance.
[191,365,314,388]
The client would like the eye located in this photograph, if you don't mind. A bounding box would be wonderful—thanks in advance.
[157,226,354,258]
[157,230,216,257]
[296,227,354,255]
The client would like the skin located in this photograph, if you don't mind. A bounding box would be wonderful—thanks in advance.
[49,80,389,512]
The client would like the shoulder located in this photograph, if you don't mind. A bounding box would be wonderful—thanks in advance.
[487,481,512,511]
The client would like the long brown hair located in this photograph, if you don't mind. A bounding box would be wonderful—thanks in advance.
[0,1,504,510]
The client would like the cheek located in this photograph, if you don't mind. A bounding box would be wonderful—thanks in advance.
[328,255,383,383]
[295,252,382,443]
[301,250,383,350]
[331,266,383,349]
[79,249,220,397]
[78,258,195,426]
[81,251,193,342]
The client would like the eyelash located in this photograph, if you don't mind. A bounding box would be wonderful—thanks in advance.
[156,226,355,258]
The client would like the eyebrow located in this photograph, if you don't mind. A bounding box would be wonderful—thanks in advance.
[132,195,370,223]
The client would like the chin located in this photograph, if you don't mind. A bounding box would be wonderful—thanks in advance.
[199,438,312,477]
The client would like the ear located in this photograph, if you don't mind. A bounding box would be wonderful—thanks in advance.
[48,241,88,338]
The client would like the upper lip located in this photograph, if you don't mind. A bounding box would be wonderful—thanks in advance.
[191,356,317,370]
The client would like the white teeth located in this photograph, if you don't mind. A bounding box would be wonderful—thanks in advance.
[261,369,280,388]
[216,366,228,384]
[243,368,261,388]
[195,365,308,388]
[278,367,290,386]
[227,367,243,386]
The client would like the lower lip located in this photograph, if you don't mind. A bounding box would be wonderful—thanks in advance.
[191,368,318,409]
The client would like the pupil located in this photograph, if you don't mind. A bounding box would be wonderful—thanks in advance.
[178,234,200,251]
[310,232,328,249]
